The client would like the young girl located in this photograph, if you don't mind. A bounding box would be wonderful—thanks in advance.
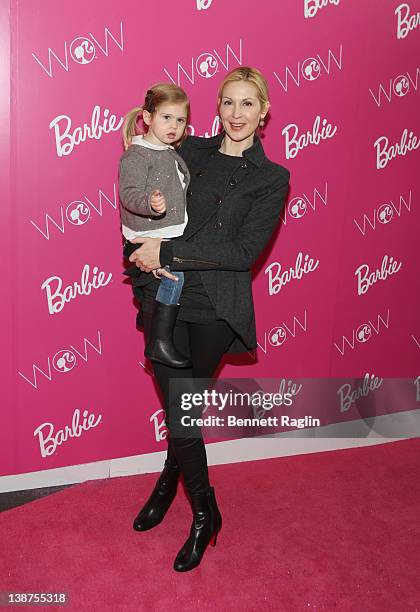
[119,83,192,368]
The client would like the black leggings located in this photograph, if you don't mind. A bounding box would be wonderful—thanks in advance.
[142,312,236,494]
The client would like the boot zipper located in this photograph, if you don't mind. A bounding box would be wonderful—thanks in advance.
[173,256,221,266]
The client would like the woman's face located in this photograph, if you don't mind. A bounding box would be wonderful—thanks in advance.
[218,80,267,145]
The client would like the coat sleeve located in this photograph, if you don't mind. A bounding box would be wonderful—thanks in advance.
[119,151,161,217]
[160,170,290,271]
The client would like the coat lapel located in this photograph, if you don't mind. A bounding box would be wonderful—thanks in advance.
[181,132,265,241]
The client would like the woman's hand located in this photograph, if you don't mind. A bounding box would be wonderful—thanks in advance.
[128,237,163,272]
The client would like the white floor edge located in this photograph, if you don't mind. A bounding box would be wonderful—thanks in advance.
[1,411,417,493]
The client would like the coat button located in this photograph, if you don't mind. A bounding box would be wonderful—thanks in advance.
[216,196,223,205]
[241,161,248,169]
[209,151,216,158]
[229,176,238,186]
[196,169,204,177]
[214,220,223,229]
[187,189,193,197]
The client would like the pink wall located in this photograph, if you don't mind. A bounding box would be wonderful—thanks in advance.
[2,0,419,477]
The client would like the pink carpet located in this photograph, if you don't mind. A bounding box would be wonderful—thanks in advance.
[1,439,419,611]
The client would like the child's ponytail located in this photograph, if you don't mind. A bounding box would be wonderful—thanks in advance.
[122,106,143,150]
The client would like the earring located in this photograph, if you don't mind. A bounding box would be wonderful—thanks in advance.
[259,119,265,128]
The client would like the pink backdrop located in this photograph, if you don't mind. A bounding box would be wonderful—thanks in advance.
[2,0,419,477]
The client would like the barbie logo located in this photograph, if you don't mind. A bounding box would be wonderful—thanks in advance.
[377,204,393,224]
[197,0,213,9]
[356,324,372,343]
[395,3,420,40]
[353,190,412,236]
[53,350,76,373]
[32,21,124,78]
[150,409,168,442]
[70,38,96,64]
[41,264,112,315]
[196,53,218,78]
[34,408,103,458]
[282,115,338,160]
[66,202,91,225]
[163,40,242,86]
[369,68,419,107]
[374,128,420,170]
[188,115,222,139]
[257,310,308,354]
[334,309,390,356]
[337,373,384,413]
[394,76,410,97]
[268,327,287,347]
[288,197,307,219]
[49,105,124,158]
[274,45,343,92]
[355,255,402,296]
[18,331,102,390]
[30,183,117,240]
[301,58,321,81]
[304,0,340,19]
[265,252,320,296]
[281,183,328,225]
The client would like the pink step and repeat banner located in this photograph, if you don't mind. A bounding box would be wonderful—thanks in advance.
[1,0,419,478]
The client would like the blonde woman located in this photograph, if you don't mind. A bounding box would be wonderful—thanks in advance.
[123,67,290,572]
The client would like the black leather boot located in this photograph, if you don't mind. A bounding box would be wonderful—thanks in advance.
[133,458,180,532]
[144,301,192,368]
[173,486,222,572]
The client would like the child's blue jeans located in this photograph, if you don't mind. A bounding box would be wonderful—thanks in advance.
[156,266,184,305]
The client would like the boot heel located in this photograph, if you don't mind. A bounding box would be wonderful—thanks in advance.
[173,487,222,571]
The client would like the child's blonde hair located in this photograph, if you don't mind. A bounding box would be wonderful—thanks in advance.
[122,83,190,150]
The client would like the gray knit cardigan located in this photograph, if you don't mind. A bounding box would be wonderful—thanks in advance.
[119,144,190,232]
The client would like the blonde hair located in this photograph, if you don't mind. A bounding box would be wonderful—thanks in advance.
[122,83,190,150]
[217,66,270,113]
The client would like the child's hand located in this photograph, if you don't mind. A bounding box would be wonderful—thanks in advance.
[152,268,179,281]
[150,190,167,214]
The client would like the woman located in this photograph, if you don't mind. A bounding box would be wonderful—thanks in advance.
[123,66,290,572]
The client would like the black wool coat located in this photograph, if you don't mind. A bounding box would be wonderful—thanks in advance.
[124,131,290,354]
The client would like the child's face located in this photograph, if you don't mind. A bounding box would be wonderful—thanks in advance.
[143,103,188,146]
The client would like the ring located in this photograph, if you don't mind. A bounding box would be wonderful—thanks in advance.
[156,269,162,277]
